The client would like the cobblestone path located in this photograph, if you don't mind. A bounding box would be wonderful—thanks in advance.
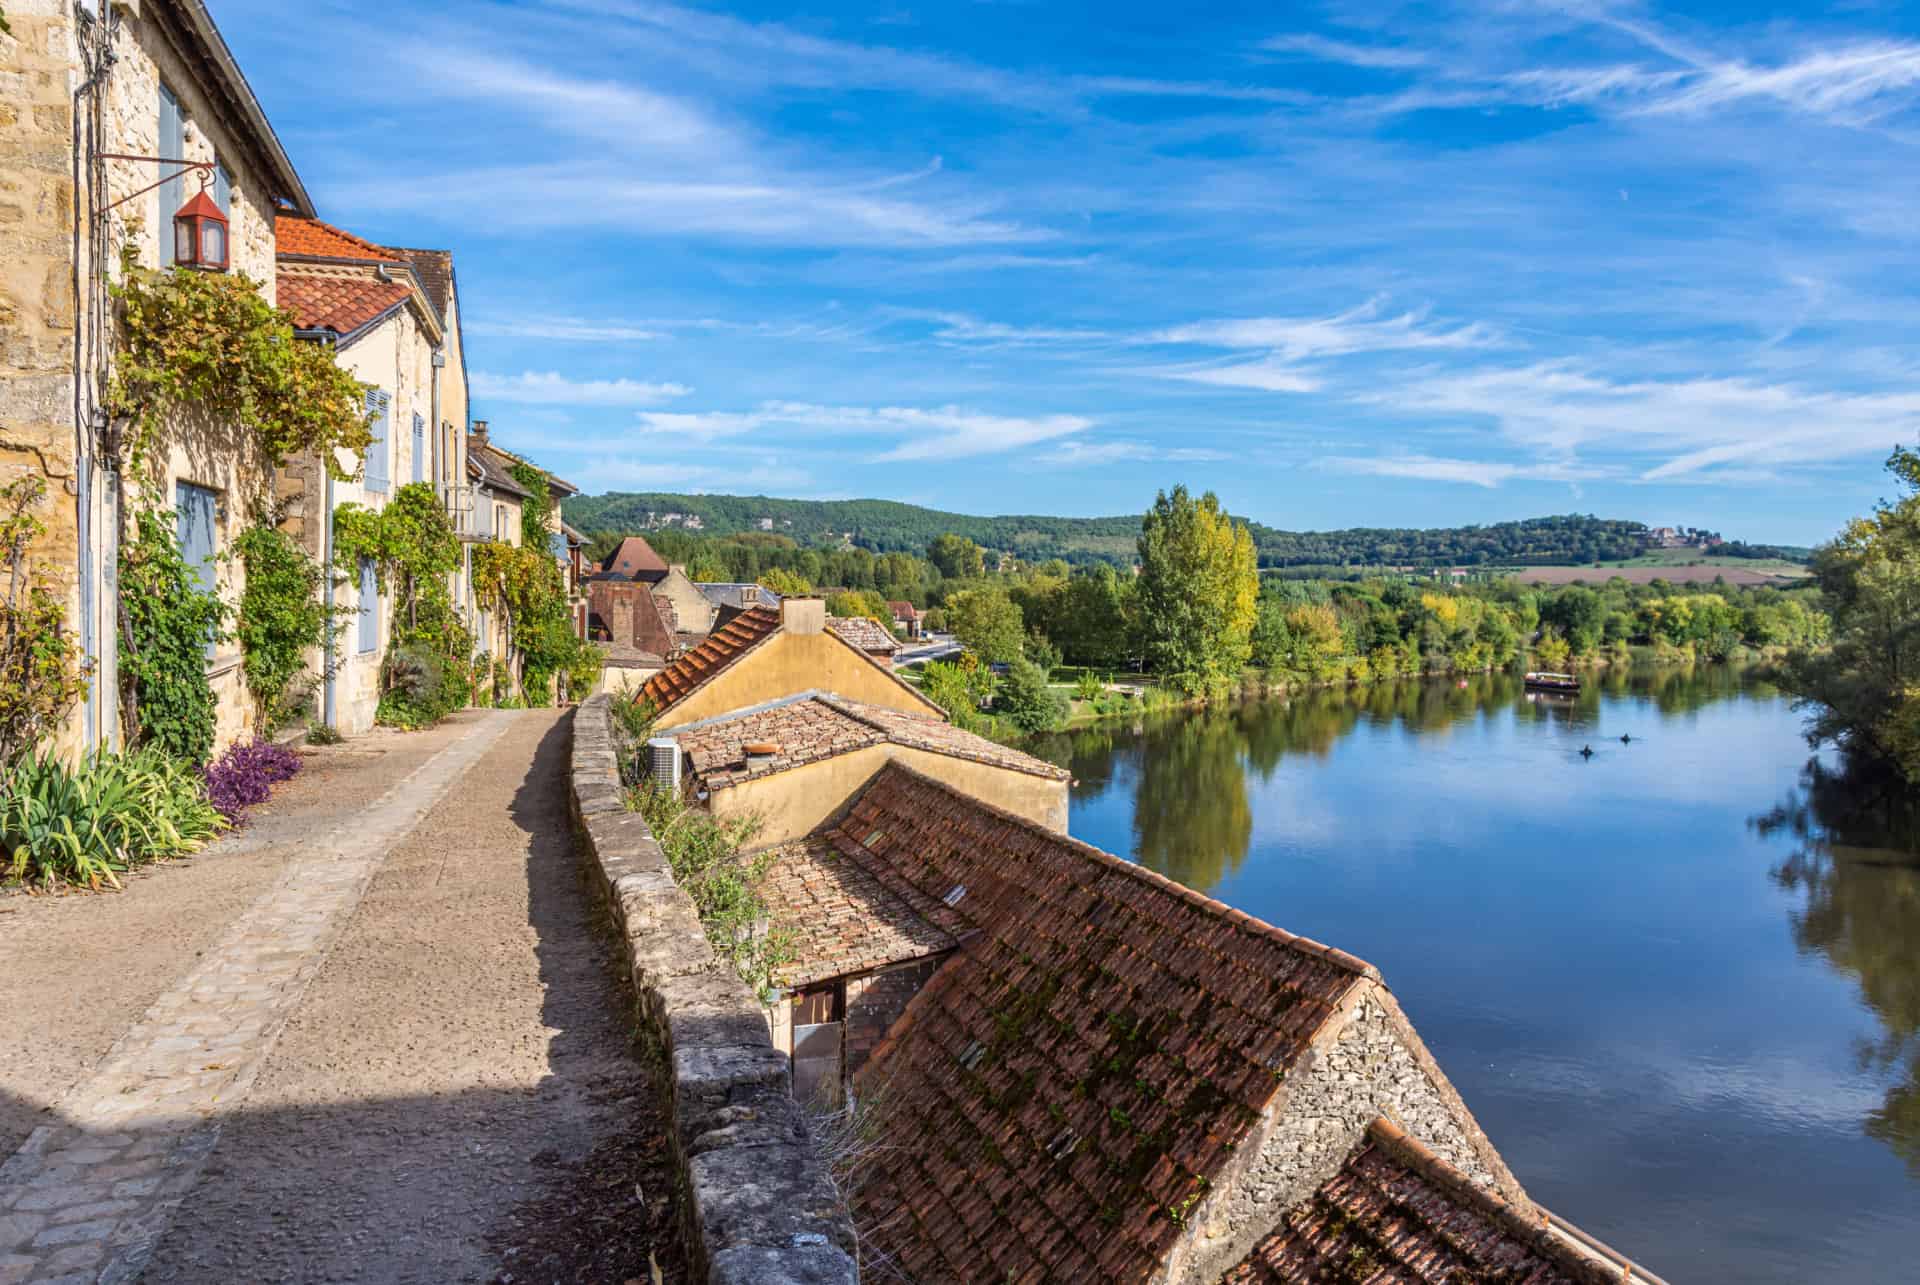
[0,713,518,1284]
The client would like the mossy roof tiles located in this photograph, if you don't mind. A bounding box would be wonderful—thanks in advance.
[845,763,1375,1285]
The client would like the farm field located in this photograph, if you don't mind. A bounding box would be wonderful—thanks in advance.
[1507,563,1803,586]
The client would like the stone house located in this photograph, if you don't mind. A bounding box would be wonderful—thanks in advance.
[889,599,923,638]
[760,764,1639,1284]
[275,214,468,736]
[635,597,946,731]
[2,0,313,755]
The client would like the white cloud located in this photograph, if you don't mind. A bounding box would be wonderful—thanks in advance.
[1159,360,1324,394]
[1261,33,1429,71]
[634,400,1092,460]
[893,309,1112,347]
[1039,440,1230,466]
[465,316,666,342]
[1152,299,1503,360]
[1314,453,1599,489]
[472,370,692,406]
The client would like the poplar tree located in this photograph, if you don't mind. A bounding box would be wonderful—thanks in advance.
[1135,486,1259,697]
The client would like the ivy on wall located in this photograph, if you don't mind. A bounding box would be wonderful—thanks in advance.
[120,509,225,764]
[0,477,89,769]
[233,519,334,735]
[108,248,372,477]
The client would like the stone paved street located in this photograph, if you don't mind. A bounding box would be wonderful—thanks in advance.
[0,709,650,1284]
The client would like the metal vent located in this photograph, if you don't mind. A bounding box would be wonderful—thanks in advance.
[942,884,968,907]
[958,1040,985,1070]
[644,737,682,786]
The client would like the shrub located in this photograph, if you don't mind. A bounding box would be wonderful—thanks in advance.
[377,641,467,729]
[120,507,226,763]
[201,737,302,823]
[996,657,1069,734]
[1073,670,1105,702]
[2,749,226,889]
[233,520,333,735]
[0,476,89,769]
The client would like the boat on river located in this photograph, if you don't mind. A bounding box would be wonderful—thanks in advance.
[1524,671,1581,694]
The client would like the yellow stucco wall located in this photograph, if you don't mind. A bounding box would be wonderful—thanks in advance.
[655,631,943,730]
[655,566,715,635]
[713,744,1069,847]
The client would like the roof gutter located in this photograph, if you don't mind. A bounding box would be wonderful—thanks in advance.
[175,0,315,217]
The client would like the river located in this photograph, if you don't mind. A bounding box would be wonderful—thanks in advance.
[1027,666,1920,1283]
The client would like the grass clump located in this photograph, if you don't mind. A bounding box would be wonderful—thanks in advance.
[2,749,227,890]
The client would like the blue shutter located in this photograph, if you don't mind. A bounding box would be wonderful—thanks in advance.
[175,482,217,658]
[549,531,568,562]
[159,84,185,231]
[412,413,425,483]
[357,557,379,653]
[364,390,390,492]
[213,162,232,214]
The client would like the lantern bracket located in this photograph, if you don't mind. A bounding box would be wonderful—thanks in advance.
[97,154,216,214]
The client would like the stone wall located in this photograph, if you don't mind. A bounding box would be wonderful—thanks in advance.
[1164,984,1530,1285]
[569,693,858,1284]
[844,957,941,1078]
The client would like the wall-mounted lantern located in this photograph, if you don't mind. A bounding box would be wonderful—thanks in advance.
[171,189,229,271]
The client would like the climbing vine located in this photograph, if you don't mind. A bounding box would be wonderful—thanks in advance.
[120,507,226,763]
[472,483,601,705]
[333,483,471,728]
[0,476,90,769]
[108,247,372,477]
[232,517,334,735]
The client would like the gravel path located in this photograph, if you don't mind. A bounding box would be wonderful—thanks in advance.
[1,709,675,1284]
[140,709,658,1284]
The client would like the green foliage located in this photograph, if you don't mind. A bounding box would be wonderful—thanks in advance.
[2,748,225,890]
[946,587,1025,663]
[120,507,225,763]
[0,476,89,768]
[108,249,372,478]
[1136,486,1259,697]
[928,532,986,578]
[335,483,471,727]
[1073,671,1106,702]
[628,783,791,1001]
[997,658,1068,734]
[1782,447,1920,778]
[508,460,556,549]
[826,588,890,622]
[922,657,997,732]
[757,566,812,596]
[233,519,331,735]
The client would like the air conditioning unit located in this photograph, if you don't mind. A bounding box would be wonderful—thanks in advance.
[645,737,683,787]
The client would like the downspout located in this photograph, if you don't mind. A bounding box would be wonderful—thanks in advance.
[298,328,340,731]
[72,12,114,752]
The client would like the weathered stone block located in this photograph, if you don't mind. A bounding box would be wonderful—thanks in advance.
[708,1243,859,1285]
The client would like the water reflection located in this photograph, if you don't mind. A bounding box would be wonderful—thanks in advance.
[1758,755,1920,1173]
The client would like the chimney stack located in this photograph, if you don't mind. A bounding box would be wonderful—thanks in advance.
[471,420,489,445]
[780,596,825,635]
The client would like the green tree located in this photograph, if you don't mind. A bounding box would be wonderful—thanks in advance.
[1135,486,1258,696]
[928,532,985,580]
[1782,447,1919,777]
[996,657,1068,733]
[758,566,812,596]
[945,587,1025,663]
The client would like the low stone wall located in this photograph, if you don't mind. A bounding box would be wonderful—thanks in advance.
[569,694,858,1284]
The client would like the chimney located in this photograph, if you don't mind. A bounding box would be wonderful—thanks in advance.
[471,420,489,445]
[780,596,825,635]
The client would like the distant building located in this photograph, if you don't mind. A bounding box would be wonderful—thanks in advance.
[889,600,924,639]
[828,615,902,666]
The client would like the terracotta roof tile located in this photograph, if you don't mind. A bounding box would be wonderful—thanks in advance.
[276,272,413,337]
[636,606,782,713]
[673,694,1066,791]
[275,214,403,262]
[600,535,669,580]
[760,837,958,987]
[828,615,901,654]
[1225,1119,1608,1285]
[389,245,452,318]
[845,763,1374,1284]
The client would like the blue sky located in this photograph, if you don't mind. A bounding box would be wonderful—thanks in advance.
[216,0,1920,543]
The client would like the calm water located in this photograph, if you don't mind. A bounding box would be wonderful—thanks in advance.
[1029,667,1920,1283]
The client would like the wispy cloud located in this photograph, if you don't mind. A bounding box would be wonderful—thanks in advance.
[1152,299,1502,360]
[892,309,1113,348]
[1261,33,1429,71]
[633,400,1092,460]
[472,370,692,406]
[466,316,667,343]
[1039,440,1230,466]
[1315,453,1600,489]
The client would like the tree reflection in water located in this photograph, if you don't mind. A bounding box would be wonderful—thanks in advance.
[1757,755,1920,1173]
[1132,709,1253,891]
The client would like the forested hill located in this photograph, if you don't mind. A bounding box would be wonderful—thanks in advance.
[562,491,1741,569]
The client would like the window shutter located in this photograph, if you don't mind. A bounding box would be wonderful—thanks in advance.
[412,413,425,483]
[159,84,185,227]
[358,556,379,654]
[213,162,232,214]
[364,390,390,492]
[175,482,217,658]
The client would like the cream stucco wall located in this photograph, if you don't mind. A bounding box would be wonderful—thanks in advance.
[655,565,715,635]
[712,744,1068,848]
[654,632,944,730]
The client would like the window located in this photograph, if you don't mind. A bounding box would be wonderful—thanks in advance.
[357,557,379,654]
[549,531,568,563]
[213,161,231,214]
[175,481,218,659]
[364,390,390,492]
[159,84,184,220]
[494,503,508,540]
[411,413,425,484]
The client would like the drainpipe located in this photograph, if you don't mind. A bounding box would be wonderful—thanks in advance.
[299,329,341,731]
[72,15,114,752]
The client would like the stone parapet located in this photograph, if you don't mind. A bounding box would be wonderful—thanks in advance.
[569,693,858,1285]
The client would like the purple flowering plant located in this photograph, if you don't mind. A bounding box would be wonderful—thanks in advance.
[202,738,302,823]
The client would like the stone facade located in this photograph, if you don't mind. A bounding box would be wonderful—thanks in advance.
[568,695,858,1284]
[1164,986,1528,1285]
[0,0,308,756]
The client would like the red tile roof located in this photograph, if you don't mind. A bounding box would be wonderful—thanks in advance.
[276,272,413,337]
[760,837,959,988]
[600,535,669,580]
[673,694,1067,792]
[888,600,919,618]
[275,214,404,262]
[828,615,901,654]
[1224,1119,1611,1285]
[846,763,1375,1284]
[636,606,783,712]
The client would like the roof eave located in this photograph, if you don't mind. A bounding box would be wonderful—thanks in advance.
[167,1,315,218]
